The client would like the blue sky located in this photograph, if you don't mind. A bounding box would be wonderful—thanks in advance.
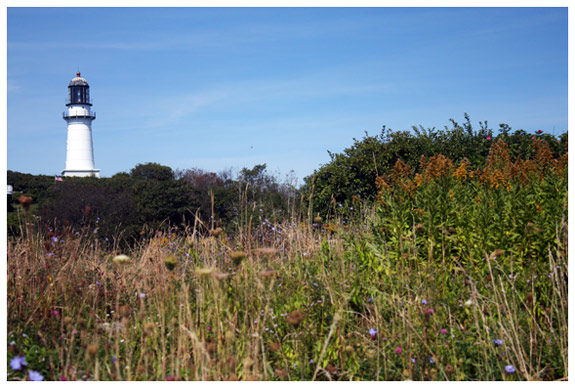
[6,6,569,182]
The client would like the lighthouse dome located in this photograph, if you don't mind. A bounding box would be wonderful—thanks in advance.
[69,72,89,86]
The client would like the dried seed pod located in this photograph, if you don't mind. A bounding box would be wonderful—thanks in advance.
[269,343,281,352]
[286,310,304,327]
[229,251,247,265]
[259,269,277,279]
[254,248,279,257]
[209,227,223,237]
[164,255,178,271]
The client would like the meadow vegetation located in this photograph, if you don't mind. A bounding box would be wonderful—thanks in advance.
[6,120,568,380]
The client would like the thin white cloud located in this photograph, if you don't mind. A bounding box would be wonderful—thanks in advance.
[141,78,384,129]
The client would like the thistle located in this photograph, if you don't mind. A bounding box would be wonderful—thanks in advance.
[86,344,99,359]
[18,195,33,211]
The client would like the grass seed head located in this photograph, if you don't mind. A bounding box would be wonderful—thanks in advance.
[112,254,131,266]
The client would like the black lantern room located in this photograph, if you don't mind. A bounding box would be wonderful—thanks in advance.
[67,72,92,106]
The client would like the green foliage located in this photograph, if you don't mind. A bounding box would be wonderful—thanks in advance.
[10,162,296,244]
[130,162,175,181]
[7,170,55,205]
[304,115,567,217]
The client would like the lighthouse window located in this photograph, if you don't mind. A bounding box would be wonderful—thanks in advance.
[68,86,90,105]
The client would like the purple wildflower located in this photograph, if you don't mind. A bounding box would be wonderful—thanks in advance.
[493,339,503,346]
[440,328,448,335]
[29,370,44,381]
[422,299,427,305]
[10,355,27,371]
[369,328,377,339]
[505,365,516,374]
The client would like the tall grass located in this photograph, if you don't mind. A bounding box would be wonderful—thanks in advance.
[7,140,567,381]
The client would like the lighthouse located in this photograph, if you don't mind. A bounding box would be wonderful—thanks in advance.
[61,72,100,177]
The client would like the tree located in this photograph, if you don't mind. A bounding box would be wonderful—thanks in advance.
[130,162,175,181]
[302,115,567,217]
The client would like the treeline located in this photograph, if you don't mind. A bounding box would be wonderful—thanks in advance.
[302,114,568,216]
[8,115,567,242]
[8,163,299,242]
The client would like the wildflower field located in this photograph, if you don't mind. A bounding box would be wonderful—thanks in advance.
[6,138,568,381]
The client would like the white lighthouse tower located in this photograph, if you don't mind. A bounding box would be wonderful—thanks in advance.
[61,72,100,177]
